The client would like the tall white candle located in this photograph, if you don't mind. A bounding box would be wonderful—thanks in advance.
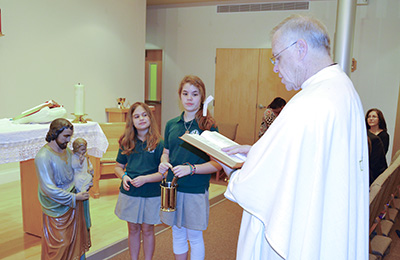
[74,83,85,115]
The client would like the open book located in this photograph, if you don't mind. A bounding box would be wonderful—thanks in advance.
[180,130,246,168]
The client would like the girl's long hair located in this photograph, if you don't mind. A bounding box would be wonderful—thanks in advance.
[118,102,161,155]
[178,75,217,130]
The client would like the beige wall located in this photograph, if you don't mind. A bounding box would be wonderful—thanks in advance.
[0,0,146,184]
[146,2,338,130]
[146,0,400,162]
[351,0,400,161]
[1,0,399,183]
[0,0,146,123]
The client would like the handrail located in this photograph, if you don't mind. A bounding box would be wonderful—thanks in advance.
[370,150,400,227]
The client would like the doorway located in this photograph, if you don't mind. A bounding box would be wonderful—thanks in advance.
[145,50,162,131]
[214,48,299,145]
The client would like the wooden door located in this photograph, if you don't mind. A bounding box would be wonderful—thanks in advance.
[215,49,260,145]
[215,48,298,145]
[392,83,400,161]
[145,50,162,131]
[256,49,299,139]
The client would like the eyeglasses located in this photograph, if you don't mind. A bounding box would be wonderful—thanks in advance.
[270,41,297,65]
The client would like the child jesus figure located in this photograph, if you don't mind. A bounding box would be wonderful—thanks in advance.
[72,138,94,192]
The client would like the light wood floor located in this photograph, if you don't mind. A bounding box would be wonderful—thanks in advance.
[0,178,227,260]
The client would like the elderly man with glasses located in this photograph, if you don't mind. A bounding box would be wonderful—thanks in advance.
[218,15,369,260]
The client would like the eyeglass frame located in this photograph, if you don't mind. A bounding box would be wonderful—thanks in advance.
[270,41,297,65]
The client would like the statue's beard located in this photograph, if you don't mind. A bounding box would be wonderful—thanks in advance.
[56,139,68,150]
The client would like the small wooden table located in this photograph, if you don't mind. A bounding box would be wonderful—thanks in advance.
[106,106,155,123]
[105,108,129,122]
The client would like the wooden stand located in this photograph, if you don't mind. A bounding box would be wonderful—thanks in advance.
[20,159,43,237]
[19,156,101,237]
[89,156,101,198]
[105,108,129,122]
[106,107,155,123]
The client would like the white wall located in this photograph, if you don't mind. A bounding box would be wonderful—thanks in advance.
[0,0,146,184]
[1,0,399,184]
[146,0,400,161]
[0,0,146,123]
[352,0,400,161]
[146,1,337,131]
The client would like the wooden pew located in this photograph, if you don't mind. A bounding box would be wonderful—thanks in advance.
[369,216,392,259]
[91,122,125,198]
[369,150,400,258]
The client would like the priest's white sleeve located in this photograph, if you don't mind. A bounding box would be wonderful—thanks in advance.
[224,169,240,203]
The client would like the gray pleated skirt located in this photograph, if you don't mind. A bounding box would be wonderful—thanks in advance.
[115,192,161,225]
[160,190,209,231]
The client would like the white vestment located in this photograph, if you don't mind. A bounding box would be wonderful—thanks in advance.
[225,65,369,260]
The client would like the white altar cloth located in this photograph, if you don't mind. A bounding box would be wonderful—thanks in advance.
[0,118,108,164]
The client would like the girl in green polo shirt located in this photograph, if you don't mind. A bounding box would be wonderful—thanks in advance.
[158,75,222,260]
[114,102,164,260]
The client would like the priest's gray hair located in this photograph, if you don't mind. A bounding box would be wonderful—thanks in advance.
[271,14,331,55]
[46,118,73,142]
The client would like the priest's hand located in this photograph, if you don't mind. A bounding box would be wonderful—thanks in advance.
[222,145,251,156]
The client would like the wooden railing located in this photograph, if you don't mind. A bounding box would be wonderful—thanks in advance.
[91,122,125,198]
[369,152,400,258]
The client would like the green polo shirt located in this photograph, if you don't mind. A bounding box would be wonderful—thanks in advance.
[116,139,164,197]
[164,112,218,194]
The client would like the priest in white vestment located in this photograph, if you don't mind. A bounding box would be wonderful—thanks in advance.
[219,15,369,260]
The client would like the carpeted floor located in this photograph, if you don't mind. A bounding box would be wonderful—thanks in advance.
[109,197,243,260]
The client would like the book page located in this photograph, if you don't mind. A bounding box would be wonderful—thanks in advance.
[180,132,245,168]
[184,133,244,162]
[200,131,247,162]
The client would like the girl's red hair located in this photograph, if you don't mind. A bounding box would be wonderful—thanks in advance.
[119,102,161,155]
[178,75,217,130]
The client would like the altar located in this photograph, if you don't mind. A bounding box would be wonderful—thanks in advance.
[0,118,108,237]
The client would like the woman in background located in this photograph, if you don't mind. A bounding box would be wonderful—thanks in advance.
[366,108,389,155]
[158,75,221,260]
[367,131,387,185]
[258,97,286,138]
[366,108,389,185]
